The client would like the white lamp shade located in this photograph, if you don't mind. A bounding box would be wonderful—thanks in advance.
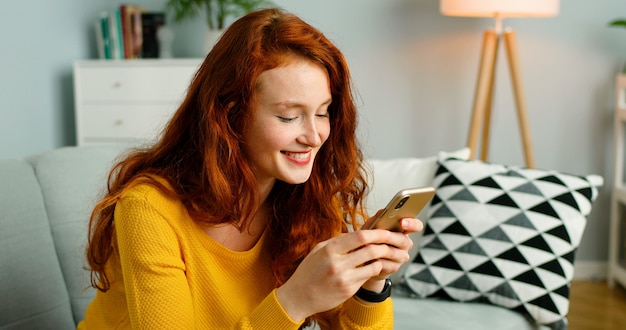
[440,0,560,18]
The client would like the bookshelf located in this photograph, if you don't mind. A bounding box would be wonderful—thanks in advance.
[609,73,626,289]
[73,59,201,145]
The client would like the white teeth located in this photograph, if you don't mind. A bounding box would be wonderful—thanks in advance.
[285,152,308,159]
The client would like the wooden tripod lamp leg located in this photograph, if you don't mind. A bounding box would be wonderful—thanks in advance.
[467,30,498,160]
[503,29,536,168]
[480,34,500,162]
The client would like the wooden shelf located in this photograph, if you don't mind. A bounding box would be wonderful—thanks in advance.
[609,73,626,290]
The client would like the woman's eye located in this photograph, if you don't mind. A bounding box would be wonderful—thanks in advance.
[316,113,329,118]
[277,116,296,123]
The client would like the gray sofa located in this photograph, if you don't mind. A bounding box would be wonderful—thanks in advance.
[0,145,544,329]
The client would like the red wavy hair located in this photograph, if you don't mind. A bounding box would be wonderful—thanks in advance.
[86,7,367,325]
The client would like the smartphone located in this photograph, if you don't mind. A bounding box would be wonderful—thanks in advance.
[363,187,435,231]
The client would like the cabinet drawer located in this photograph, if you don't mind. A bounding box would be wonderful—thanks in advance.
[79,104,177,142]
[77,65,197,102]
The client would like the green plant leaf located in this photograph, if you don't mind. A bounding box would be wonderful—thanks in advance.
[165,0,275,30]
[609,19,626,27]
[165,0,205,23]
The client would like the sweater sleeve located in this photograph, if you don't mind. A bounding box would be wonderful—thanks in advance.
[318,297,394,330]
[235,289,304,329]
[114,193,196,329]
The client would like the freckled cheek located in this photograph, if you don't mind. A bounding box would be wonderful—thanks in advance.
[263,127,293,150]
[320,124,331,144]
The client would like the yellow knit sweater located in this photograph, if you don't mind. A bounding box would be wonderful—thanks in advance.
[78,178,393,329]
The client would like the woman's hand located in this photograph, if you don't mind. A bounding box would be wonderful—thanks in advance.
[275,217,423,322]
[360,217,423,292]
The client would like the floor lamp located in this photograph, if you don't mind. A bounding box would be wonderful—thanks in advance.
[439,0,560,168]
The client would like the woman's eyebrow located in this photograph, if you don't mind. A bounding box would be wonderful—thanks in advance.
[272,97,332,109]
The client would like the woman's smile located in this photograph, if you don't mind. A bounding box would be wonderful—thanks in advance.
[282,150,312,164]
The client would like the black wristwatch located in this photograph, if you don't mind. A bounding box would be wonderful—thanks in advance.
[355,278,392,303]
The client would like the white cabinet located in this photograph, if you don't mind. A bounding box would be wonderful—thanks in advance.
[609,73,626,289]
[73,59,201,145]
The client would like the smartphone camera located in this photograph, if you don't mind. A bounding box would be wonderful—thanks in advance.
[394,196,410,210]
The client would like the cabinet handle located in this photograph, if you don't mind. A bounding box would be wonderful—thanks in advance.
[114,119,124,126]
[112,81,122,88]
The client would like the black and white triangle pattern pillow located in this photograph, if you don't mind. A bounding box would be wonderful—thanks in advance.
[403,156,602,330]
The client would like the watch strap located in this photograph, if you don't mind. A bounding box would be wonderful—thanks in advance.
[355,278,392,303]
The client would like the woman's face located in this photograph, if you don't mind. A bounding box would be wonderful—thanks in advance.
[243,58,331,187]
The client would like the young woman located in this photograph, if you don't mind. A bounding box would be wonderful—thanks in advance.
[79,8,422,330]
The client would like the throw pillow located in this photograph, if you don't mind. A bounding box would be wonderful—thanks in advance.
[403,156,603,330]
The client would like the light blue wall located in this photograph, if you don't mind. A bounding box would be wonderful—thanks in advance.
[1,0,624,263]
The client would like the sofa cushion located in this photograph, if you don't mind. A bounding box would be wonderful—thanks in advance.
[26,144,129,324]
[364,148,471,216]
[0,158,75,329]
[392,294,549,330]
[403,156,602,330]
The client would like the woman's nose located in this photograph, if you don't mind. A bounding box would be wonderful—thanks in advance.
[299,119,323,147]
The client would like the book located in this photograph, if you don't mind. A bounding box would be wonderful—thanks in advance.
[120,4,132,58]
[94,4,155,60]
[108,9,125,59]
[94,19,105,59]
[98,12,111,59]
[131,10,143,58]
[120,4,146,59]
[140,12,165,58]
